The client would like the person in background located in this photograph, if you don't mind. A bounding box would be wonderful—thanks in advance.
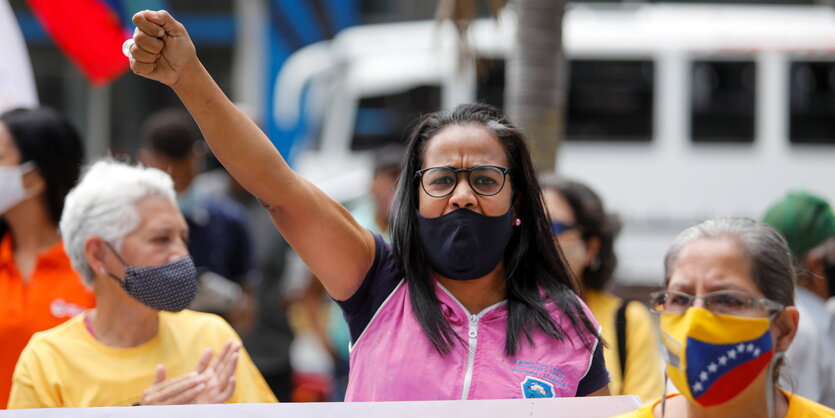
[0,107,95,409]
[803,238,835,306]
[540,176,663,402]
[7,159,276,408]
[127,11,609,400]
[620,217,834,417]
[806,238,835,316]
[186,105,296,402]
[762,191,835,407]
[348,144,405,240]
[137,108,256,322]
[242,229,295,402]
[299,143,405,400]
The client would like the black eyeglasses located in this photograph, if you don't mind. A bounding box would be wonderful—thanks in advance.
[415,165,510,198]
[649,290,784,317]
[550,221,578,235]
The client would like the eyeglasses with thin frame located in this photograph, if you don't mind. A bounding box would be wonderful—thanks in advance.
[649,290,784,317]
[415,165,510,198]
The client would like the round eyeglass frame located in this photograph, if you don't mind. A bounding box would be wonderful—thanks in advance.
[649,290,785,316]
[415,165,510,198]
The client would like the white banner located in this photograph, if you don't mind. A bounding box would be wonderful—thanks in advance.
[0,395,642,417]
[0,0,38,112]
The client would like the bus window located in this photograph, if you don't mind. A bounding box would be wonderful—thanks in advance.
[565,59,654,142]
[475,57,505,110]
[790,60,835,145]
[690,60,755,143]
[350,85,441,151]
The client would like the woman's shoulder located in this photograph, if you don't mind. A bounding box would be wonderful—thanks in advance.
[624,298,655,325]
[33,313,87,340]
[584,289,621,318]
[17,315,88,360]
[339,232,402,311]
[585,290,655,332]
[539,289,601,343]
[784,390,835,417]
[161,310,236,334]
[585,289,620,305]
[570,291,600,326]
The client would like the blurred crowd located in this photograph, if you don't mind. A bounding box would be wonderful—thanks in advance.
[1,11,834,413]
[2,103,834,414]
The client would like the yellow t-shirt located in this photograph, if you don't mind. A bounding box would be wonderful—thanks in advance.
[8,310,277,408]
[617,391,835,417]
[585,289,664,403]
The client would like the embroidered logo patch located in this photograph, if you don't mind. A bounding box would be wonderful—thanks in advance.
[521,376,554,398]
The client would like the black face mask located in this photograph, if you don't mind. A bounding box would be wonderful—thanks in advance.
[105,244,198,312]
[417,208,513,281]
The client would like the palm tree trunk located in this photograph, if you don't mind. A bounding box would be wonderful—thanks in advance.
[505,0,566,173]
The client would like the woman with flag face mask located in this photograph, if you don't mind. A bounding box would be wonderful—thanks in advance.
[0,107,95,409]
[126,10,609,401]
[7,160,276,408]
[618,218,834,417]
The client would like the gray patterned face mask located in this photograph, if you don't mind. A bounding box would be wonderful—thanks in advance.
[105,243,198,312]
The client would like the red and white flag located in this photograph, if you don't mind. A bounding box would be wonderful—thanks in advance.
[26,0,130,85]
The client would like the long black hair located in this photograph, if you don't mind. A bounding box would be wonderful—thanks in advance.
[390,103,599,355]
[0,107,84,238]
[540,176,622,291]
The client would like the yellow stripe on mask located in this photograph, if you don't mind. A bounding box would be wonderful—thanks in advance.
[660,308,771,346]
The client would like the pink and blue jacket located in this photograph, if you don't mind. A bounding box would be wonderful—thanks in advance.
[337,234,609,401]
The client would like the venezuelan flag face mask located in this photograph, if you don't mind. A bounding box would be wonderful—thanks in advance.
[659,307,779,407]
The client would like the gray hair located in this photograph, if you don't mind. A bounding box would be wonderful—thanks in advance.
[664,217,796,307]
[59,159,176,286]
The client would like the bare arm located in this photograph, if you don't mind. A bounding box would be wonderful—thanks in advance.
[128,10,374,300]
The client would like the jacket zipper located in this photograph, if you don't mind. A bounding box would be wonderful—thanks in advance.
[436,283,506,400]
[462,313,479,399]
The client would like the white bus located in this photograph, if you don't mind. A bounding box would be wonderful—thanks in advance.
[273,3,835,285]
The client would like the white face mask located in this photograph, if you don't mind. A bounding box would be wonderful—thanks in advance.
[0,162,36,215]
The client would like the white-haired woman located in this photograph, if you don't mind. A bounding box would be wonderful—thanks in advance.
[7,159,276,408]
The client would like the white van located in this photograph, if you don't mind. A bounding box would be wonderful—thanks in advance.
[273,3,835,285]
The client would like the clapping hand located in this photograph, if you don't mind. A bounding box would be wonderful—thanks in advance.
[139,365,207,405]
[192,340,241,404]
[139,340,240,405]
